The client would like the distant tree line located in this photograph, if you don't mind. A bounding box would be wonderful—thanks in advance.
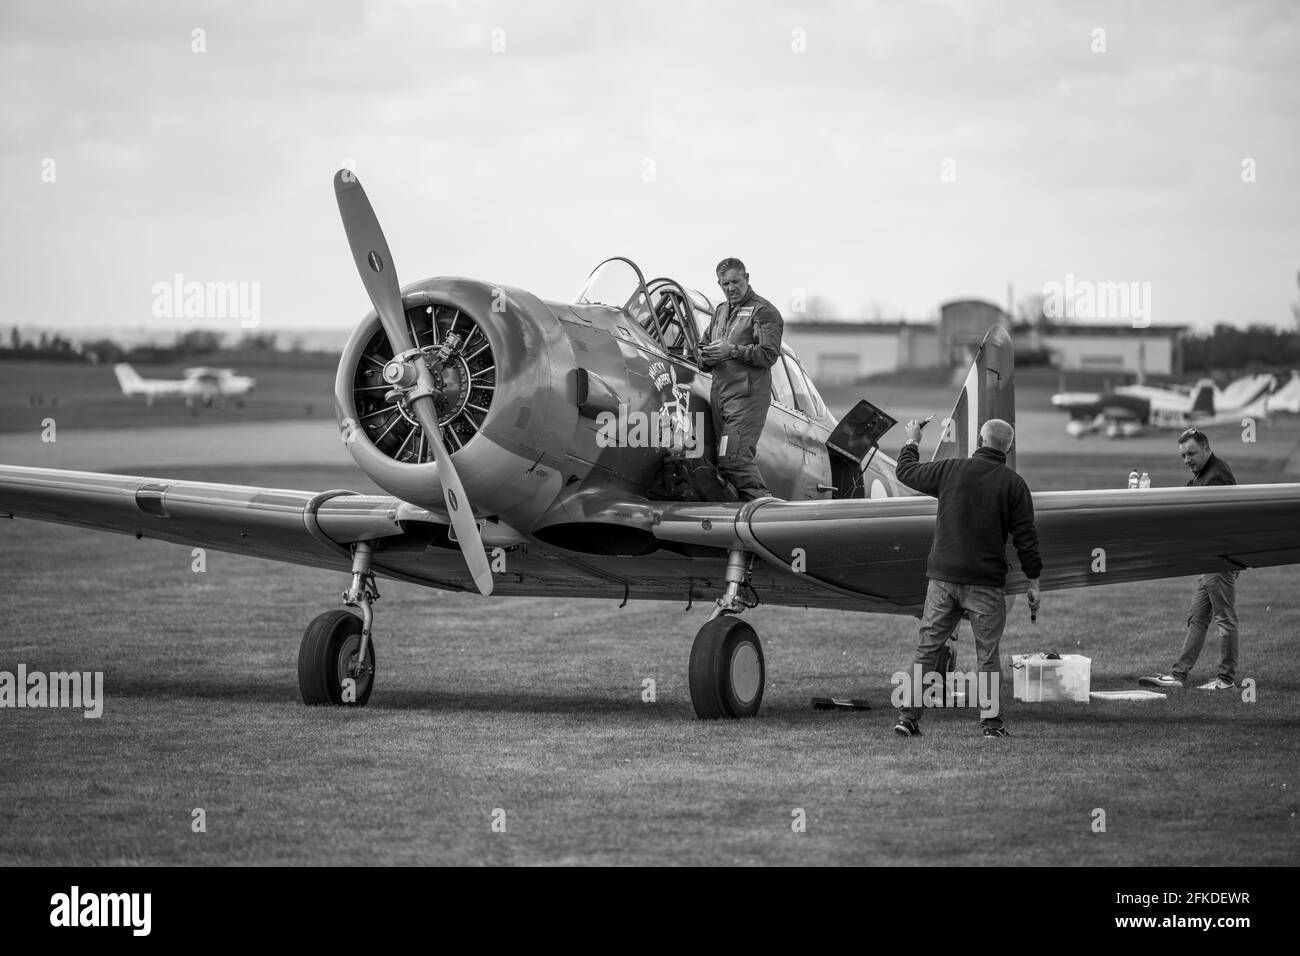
[1,328,288,364]
[2,327,82,361]
[1181,324,1300,373]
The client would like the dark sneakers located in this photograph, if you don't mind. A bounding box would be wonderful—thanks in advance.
[894,717,1010,737]
[893,717,923,737]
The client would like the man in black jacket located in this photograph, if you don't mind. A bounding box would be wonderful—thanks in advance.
[698,258,783,501]
[1139,428,1240,691]
[892,418,1042,738]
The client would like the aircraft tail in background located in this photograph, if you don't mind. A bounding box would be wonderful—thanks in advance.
[113,363,146,396]
[1189,379,1216,417]
[1267,372,1300,414]
[930,325,1017,471]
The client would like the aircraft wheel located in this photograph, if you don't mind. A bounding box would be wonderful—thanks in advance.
[298,610,375,706]
[689,617,765,719]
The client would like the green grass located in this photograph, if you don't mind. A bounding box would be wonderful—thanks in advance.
[2,463,1297,865]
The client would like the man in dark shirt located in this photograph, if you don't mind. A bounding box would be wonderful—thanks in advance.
[891,418,1042,738]
[1139,428,1240,691]
[698,258,784,501]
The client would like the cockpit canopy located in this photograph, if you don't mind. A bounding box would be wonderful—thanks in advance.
[574,257,826,419]
[575,257,715,356]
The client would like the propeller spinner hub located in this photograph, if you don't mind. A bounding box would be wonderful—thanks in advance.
[382,357,417,388]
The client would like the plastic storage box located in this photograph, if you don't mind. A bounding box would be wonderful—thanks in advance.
[1012,654,1091,703]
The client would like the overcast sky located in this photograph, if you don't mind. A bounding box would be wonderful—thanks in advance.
[1,0,1297,335]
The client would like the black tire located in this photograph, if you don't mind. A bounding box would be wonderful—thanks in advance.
[688,617,765,719]
[298,610,375,706]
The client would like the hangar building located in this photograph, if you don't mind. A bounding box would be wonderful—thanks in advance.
[781,298,1185,383]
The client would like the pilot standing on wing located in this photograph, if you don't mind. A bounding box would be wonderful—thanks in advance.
[698,258,784,501]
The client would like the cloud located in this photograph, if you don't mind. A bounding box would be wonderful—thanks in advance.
[0,0,1297,331]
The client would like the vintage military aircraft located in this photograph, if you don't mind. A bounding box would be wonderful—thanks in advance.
[113,363,257,407]
[4,172,1300,718]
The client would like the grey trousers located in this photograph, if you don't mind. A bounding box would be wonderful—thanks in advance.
[900,579,1006,727]
[1173,571,1239,684]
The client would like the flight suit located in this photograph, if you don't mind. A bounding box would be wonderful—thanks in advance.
[699,288,784,500]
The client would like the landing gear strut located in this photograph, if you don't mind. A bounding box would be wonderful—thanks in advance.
[298,543,379,706]
[689,549,765,719]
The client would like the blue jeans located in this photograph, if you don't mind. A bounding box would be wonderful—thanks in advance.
[900,579,1006,727]
[1173,571,1239,684]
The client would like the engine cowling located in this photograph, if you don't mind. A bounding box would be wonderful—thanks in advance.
[334,277,581,529]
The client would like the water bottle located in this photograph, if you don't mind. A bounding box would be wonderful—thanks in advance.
[1139,472,1151,488]
[1128,469,1139,489]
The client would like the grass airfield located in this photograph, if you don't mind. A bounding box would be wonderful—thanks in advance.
[1,361,1298,865]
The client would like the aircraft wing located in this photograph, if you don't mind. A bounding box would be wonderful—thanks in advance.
[651,484,1300,612]
[0,464,844,606]
[1050,392,1101,409]
[0,465,460,584]
[5,465,1299,617]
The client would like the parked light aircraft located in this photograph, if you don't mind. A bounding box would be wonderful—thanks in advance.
[4,173,1298,718]
[113,363,256,407]
[1053,373,1276,438]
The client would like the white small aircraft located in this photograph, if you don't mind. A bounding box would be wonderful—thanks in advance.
[1054,373,1276,438]
[113,363,256,407]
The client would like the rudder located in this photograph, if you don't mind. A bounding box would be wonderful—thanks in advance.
[929,325,1017,470]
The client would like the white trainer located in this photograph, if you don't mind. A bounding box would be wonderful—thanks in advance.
[1196,678,1235,691]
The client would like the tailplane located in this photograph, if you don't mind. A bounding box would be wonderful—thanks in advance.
[930,325,1017,470]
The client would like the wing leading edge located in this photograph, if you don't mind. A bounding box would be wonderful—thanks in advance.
[5,464,1299,616]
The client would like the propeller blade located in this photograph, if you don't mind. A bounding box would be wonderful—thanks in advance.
[333,171,413,355]
[334,170,494,596]
[408,400,495,597]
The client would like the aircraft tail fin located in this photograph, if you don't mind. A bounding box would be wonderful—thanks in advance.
[1244,374,1278,408]
[929,324,1017,470]
[1190,379,1216,416]
[1266,372,1300,413]
[113,363,144,395]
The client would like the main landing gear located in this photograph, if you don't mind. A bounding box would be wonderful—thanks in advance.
[296,544,766,717]
[689,549,765,719]
[299,542,378,706]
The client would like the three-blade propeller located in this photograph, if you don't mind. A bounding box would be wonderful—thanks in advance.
[334,170,494,596]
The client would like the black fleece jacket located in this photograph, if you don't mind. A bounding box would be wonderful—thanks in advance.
[895,443,1043,587]
[1187,453,1236,487]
